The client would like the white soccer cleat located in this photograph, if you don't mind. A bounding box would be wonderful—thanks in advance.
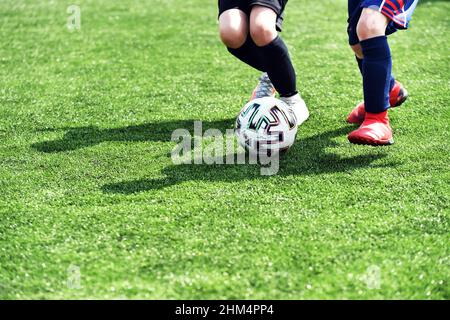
[250,72,276,100]
[280,93,309,126]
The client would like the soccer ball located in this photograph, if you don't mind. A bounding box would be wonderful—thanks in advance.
[235,97,298,155]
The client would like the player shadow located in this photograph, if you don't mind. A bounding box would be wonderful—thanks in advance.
[102,125,396,194]
[31,119,235,153]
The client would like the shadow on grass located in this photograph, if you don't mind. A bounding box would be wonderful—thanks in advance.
[32,119,395,193]
[32,119,235,153]
[100,125,395,194]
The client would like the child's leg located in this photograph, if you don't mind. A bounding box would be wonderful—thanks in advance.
[350,29,395,91]
[346,4,404,125]
[219,9,266,72]
[249,6,297,98]
[348,8,394,145]
[357,8,391,114]
[348,0,395,91]
[347,0,418,145]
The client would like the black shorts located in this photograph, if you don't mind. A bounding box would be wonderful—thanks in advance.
[218,0,288,31]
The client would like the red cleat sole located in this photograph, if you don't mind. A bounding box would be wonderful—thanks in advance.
[348,135,394,146]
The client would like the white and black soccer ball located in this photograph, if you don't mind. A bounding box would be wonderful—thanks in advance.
[235,97,298,155]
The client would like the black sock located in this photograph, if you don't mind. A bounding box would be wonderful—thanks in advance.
[227,36,266,72]
[258,36,297,97]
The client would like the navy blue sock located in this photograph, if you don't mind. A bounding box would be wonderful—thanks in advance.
[389,74,395,91]
[356,55,395,91]
[360,36,392,113]
[227,36,266,72]
[258,36,297,97]
[356,56,363,74]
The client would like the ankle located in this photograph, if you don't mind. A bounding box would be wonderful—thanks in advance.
[280,92,300,103]
[365,111,389,124]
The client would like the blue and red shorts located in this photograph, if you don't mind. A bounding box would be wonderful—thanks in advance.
[348,0,419,45]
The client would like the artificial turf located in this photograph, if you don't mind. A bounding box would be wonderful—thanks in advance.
[0,0,448,299]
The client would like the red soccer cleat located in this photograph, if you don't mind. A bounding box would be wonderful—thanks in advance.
[348,110,394,146]
[347,101,366,124]
[347,80,408,124]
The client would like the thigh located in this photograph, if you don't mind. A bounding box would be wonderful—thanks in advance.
[248,0,287,15]
[348,0,362,19]
[218,0,249,18]
[249,5,278,29]
[357,7,390,40]
[249,0,288,31]
[219,8,248,32]
[362,0,419,29]
[347,0,363,45]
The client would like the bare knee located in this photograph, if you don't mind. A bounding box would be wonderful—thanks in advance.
[220,26,247,49]
[351,44,364,59]
[250,22,277,46]
[219,9,248,49]
[356,8,389,41]
[249,6,278,46]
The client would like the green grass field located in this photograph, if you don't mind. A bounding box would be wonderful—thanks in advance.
[0,0,449,299]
